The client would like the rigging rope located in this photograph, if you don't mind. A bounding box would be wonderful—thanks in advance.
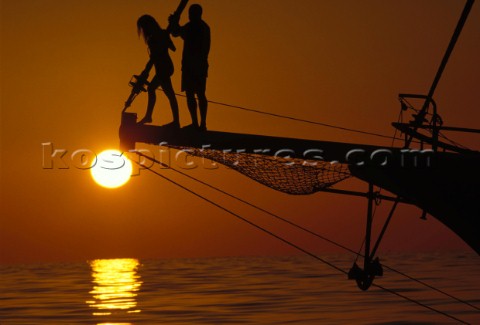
[370,283,470,325]
[400,97,475,151]
[136,152,355,253]
[435,130,472,150]
[134,159,471,324]
[135,152,480,314]
[159,88,409,142]
[354,110,400,263]
[134,159,346,274]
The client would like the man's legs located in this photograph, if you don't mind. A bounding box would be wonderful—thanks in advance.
[198,91,208,131]
[186,90,199,128]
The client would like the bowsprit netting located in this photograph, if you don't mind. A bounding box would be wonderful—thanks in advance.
[177,147,351,195]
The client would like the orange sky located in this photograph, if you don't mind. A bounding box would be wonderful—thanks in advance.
[1,0,479,264]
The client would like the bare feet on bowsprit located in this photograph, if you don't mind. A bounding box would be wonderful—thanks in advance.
[164,120,180,129]
[199,123,207,132]
[138,116,152,124]
[184,123,199,130]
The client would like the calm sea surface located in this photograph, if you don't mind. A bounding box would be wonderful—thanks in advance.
[1,253,479,324]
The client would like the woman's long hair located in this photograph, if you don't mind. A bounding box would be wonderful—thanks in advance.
[137,15,162,43]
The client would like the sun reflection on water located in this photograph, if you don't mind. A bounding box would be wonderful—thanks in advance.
[87,258,142,317]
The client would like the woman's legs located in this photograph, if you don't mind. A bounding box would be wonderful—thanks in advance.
[139,75,161,124]
[159,77,180,126]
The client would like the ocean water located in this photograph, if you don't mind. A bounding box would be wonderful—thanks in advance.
[1,253,479,324]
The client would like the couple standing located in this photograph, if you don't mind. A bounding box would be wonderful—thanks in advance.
[137,4,210,131]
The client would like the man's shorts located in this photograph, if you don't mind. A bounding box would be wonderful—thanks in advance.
[182,71,207,94]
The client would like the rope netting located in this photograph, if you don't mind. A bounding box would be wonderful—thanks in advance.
[175,147,351,195]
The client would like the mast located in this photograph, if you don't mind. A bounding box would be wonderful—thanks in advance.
[406,0,475,148]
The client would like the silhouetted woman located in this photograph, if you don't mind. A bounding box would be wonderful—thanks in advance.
[137,15,179,126]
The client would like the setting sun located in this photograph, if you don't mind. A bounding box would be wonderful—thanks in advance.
[91,150,133,188]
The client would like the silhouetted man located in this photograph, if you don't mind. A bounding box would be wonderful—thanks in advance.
[170,4,210,131]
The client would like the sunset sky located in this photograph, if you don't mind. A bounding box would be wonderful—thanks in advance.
[1,0,479,264]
